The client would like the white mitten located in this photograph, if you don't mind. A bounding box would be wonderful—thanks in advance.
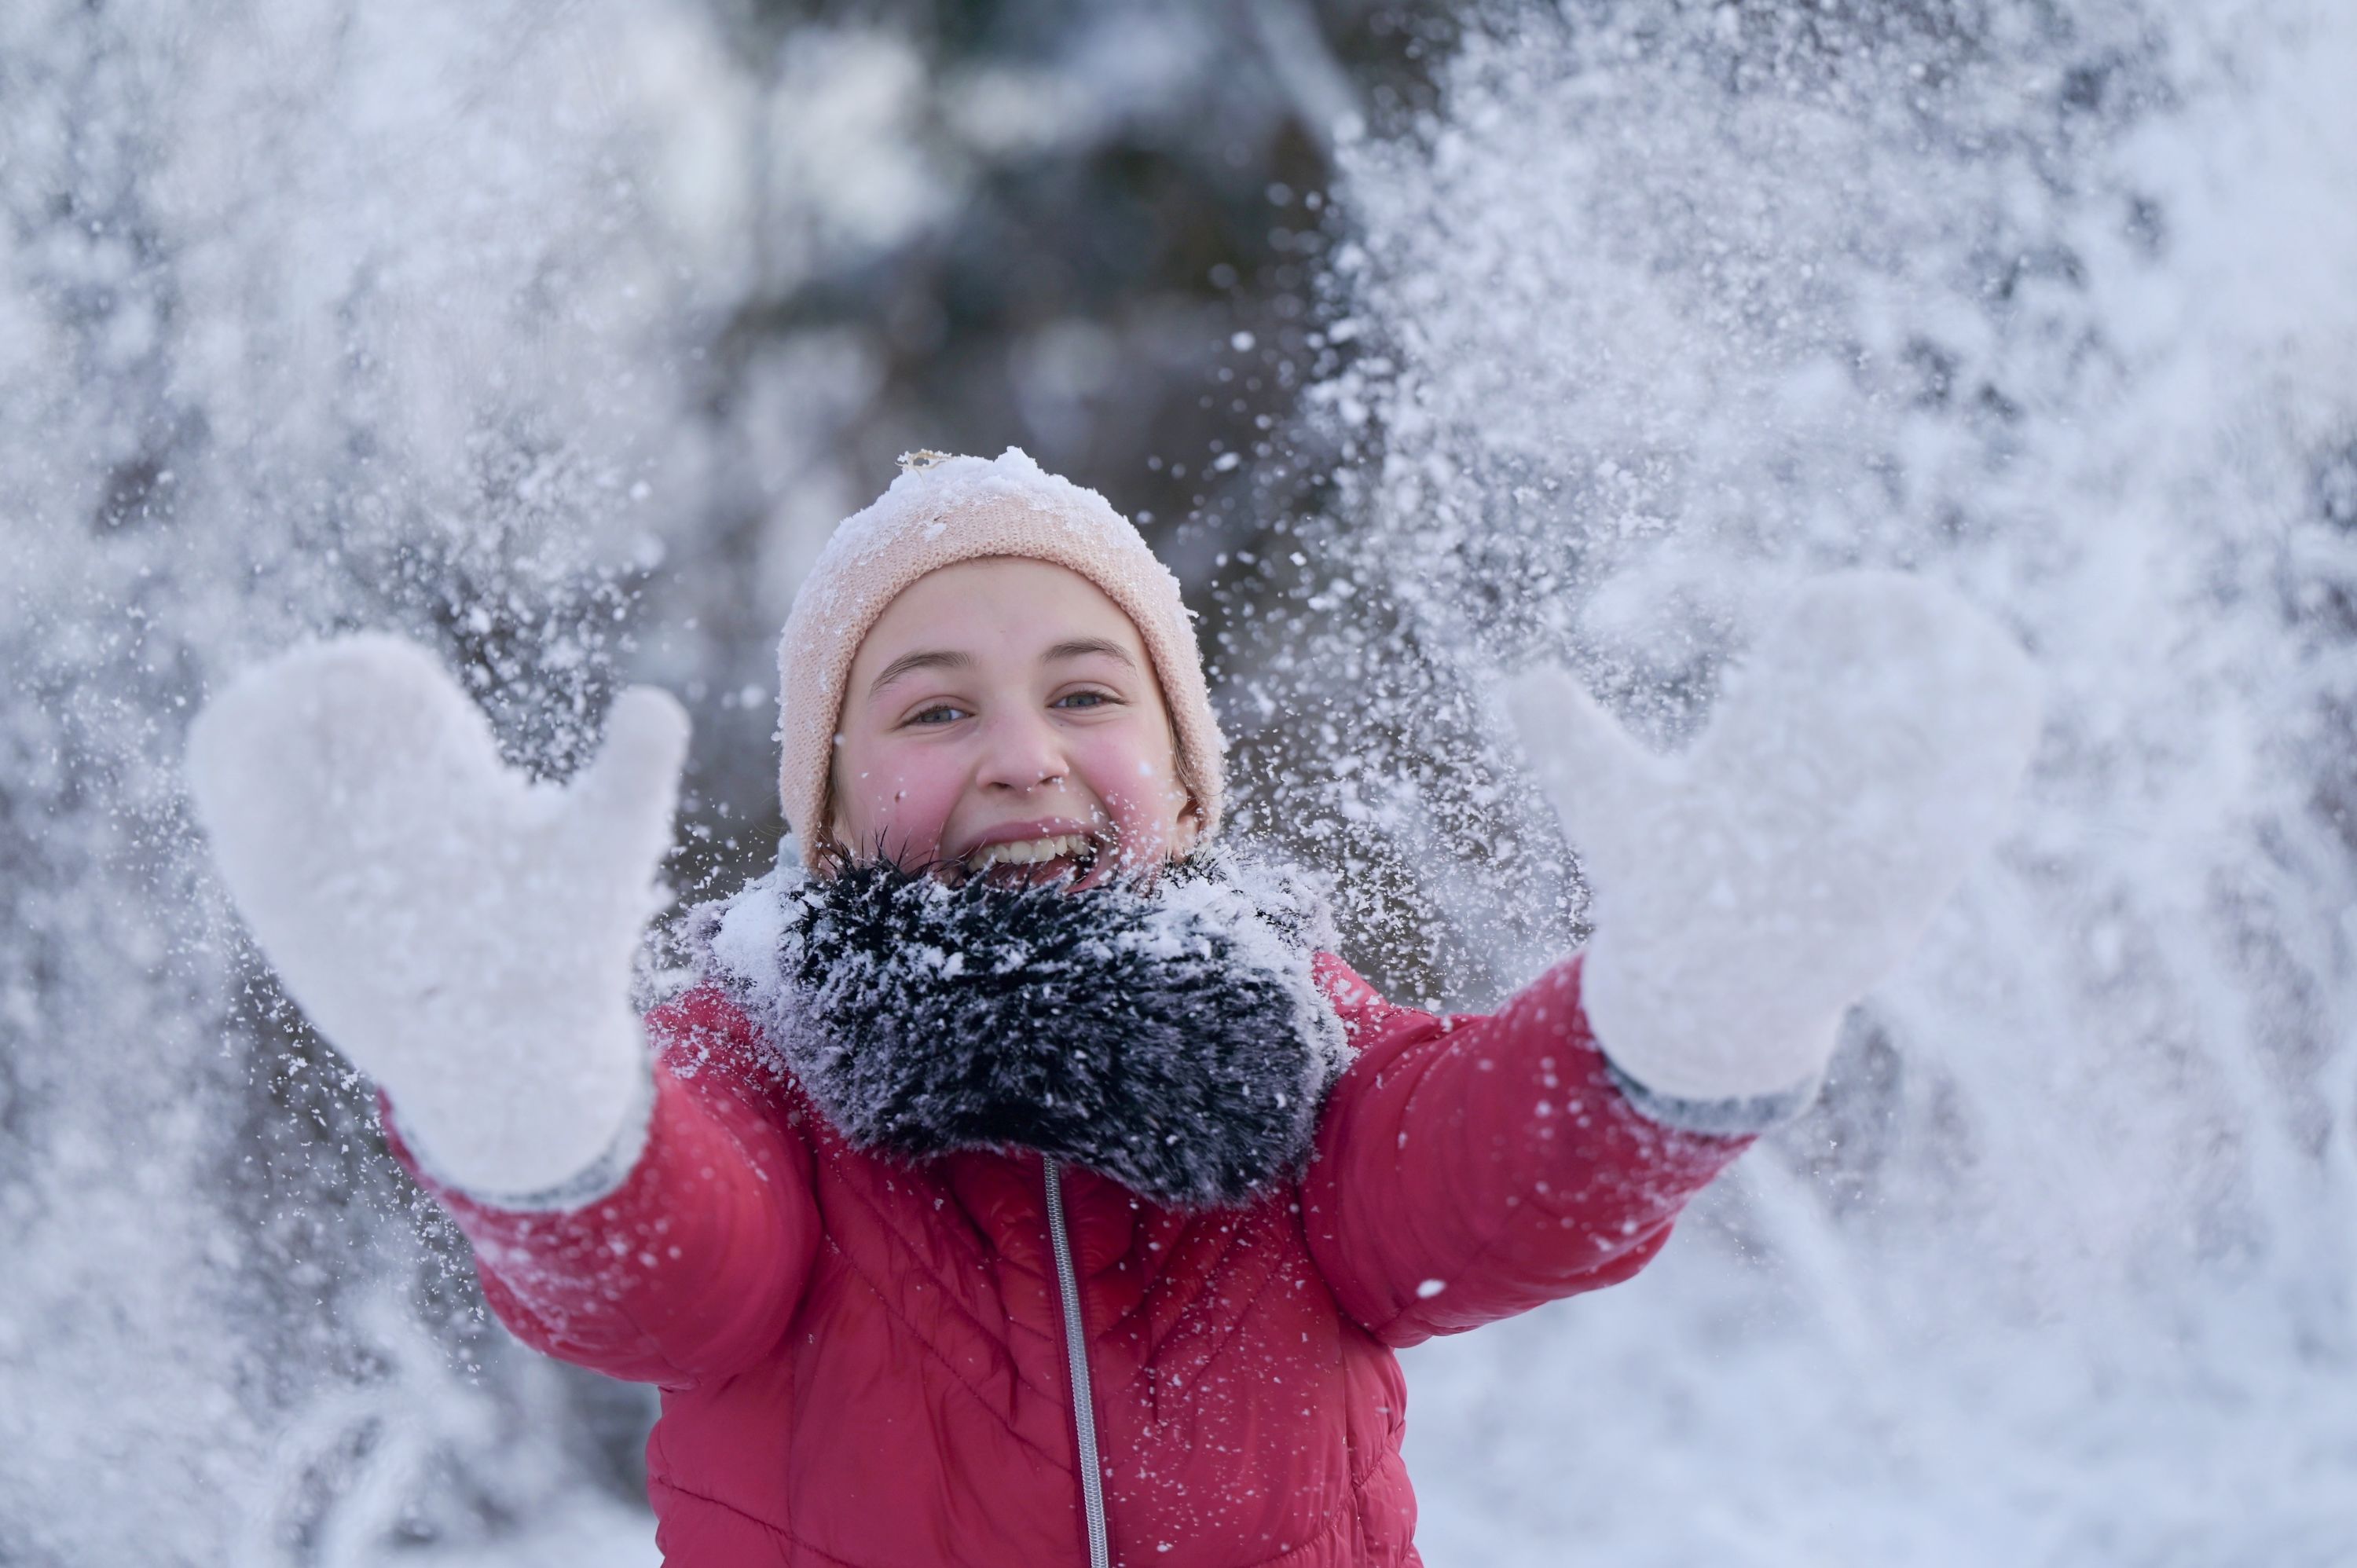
[186,635,688,1201]
[1505,572,2041,1107]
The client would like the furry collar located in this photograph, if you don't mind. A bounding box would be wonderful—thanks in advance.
[686,851,1350,1210]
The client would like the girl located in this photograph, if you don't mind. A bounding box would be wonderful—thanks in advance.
[188,449,2038,1566]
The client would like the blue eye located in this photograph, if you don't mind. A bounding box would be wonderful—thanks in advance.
[1054,691,1114,709]
[907,704,970,727]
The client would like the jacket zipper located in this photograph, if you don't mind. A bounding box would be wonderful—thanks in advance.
[1043,1155,1112,1568]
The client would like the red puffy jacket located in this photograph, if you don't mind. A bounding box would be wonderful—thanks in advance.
[395,952,1753,1566]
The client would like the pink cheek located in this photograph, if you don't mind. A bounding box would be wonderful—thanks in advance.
[1076,742,1185,842]
[843,753,965,861]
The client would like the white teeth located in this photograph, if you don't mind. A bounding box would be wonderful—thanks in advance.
[969,833,1093,868]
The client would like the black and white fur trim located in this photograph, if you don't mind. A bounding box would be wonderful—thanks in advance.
[687,850,1351,1210]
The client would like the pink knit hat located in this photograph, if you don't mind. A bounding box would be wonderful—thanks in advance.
[775,448,1225,869]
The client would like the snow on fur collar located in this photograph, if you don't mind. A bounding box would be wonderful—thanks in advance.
[687,849,1350,1210]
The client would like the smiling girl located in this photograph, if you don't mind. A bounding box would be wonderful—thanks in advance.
[188,449,2039,1566]
[823,551,1203,884]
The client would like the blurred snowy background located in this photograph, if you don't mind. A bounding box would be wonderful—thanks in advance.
[2,0,2352,1563]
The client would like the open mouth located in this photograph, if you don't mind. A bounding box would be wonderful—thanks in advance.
[960,831,1105,888]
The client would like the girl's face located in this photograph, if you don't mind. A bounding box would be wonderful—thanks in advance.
[828,556,1198,886]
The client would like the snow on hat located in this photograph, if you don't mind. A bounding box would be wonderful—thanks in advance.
[775,448,1225,869]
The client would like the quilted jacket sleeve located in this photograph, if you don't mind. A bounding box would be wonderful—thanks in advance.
[383,984,822,1390]
[1300,951,1759,1348]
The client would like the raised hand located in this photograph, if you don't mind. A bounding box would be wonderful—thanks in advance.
[1506,572,2041,1105]
[186,635,688,1200]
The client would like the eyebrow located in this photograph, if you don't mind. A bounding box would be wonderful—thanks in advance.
[1044,638,1138,669]
[867,648,973,697]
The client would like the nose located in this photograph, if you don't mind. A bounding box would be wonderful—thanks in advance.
[975,707,1070,796]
